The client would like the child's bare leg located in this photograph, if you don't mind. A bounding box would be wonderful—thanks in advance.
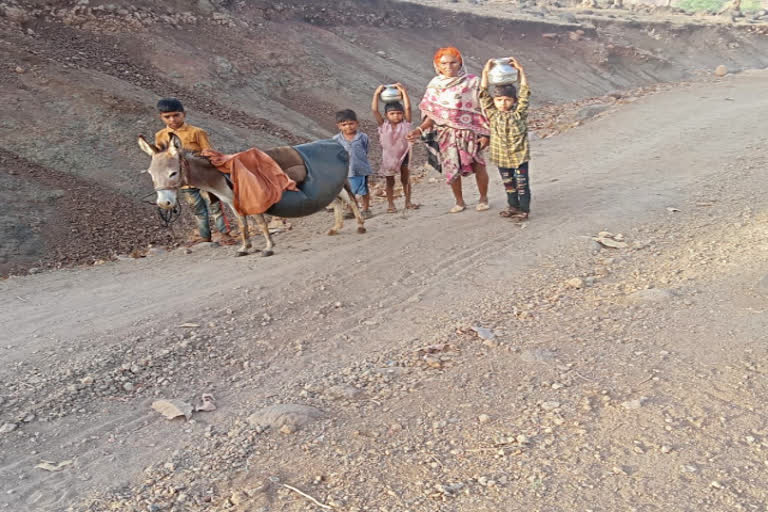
[361,194,370,212]
[385,176,396,212]
[401,165,419,209]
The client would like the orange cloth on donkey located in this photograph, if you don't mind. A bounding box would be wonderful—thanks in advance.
[201,148,298,215]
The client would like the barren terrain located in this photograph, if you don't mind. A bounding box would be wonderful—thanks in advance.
[2,67,768,510]
[2,1,768,511]
[2,0,768,274]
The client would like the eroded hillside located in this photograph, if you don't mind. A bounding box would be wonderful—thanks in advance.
[1,0,767,275]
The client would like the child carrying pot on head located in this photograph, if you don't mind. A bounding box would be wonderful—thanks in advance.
[372,83,419,213]
[479,57,532,221]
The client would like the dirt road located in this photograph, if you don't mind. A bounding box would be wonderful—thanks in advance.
[2,70,768,511]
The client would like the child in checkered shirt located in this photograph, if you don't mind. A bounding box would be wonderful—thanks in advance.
[479,57,532,221]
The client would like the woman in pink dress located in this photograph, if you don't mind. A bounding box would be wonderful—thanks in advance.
[372,83,419,213]
[407,47,491,213]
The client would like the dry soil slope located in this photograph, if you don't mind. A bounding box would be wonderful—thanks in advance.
[1,0,767,273]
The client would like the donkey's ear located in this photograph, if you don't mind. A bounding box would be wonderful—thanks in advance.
[167,133,183,157]
[138,135,159,156]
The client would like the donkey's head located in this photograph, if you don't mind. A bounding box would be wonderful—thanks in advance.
[138,133,186,209]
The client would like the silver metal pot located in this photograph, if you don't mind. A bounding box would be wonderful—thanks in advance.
[487,59,519,86]
[380,84,403,103]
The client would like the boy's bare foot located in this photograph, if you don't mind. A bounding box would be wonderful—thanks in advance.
[510,212,530,221]
[499,206,522,218]
[405,203,421,210]
[362,209,373,219]
[190,235,212,244]
[387,206,397,214]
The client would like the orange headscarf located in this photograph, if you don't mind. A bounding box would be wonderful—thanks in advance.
[432,47,463,67]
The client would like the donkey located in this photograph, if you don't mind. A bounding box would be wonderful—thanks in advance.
[137,133,365,257]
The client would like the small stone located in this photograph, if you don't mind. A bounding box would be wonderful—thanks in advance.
[621,399,644,410]
[478,414,491,424]
[152,400,193,420]
[325,384,365,401]
[28,267,41,274]
[435,482,464,495]
[566,277,585,289]
[229,490,249,506]
[714,65,728,77]
[0,423,18,434]
[516,434,529,444]
[593,235,628,249]
[541,401,561,411]
[247,404,324,432]
[471,326,496,341]
[520,349,555,363]
[15,66,25,74]
[710,480,724,489]
[661,445,672,453]
[627,288,674,303]
[80,376,94,385]
[123,382,135,392]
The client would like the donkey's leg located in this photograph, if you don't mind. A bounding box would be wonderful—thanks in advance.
[235,213,250,256]
[213,192,250,256]
[252,214,275,256]
[339,186,366,234]
[328,198,344,236]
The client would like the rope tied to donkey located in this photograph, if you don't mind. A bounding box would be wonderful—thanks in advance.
[157,203,182,226]
[142,191,182,227]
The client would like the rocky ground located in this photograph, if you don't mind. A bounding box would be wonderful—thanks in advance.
[1,68,767,511]
[2,0,768,275]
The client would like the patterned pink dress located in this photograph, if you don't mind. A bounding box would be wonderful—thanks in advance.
[419,72,490,183]
[378,120,412,177]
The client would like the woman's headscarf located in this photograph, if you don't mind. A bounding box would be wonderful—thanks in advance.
[429,47,468,91]
[419,47,489,135]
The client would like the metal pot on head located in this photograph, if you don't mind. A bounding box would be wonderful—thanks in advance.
[487,58,519,86]
[380,84,403,103]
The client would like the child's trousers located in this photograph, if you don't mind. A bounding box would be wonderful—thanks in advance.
[498,162,531,213]
[181,188,228,240]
